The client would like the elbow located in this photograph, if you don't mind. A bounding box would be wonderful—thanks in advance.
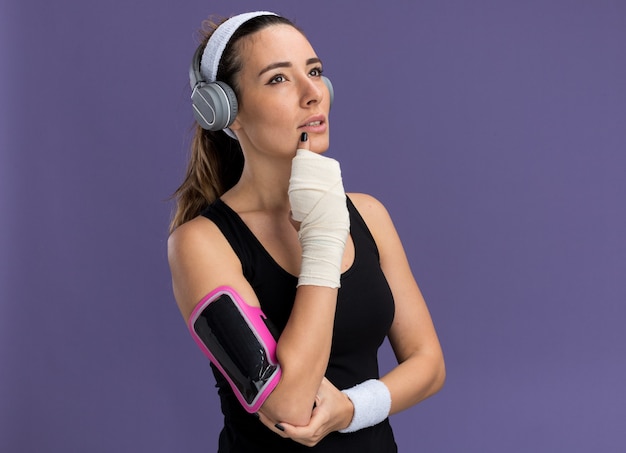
[431,353,446,395]
[263,389,315,426]
[261,366,318,426]
[272,401,314,427]
[435,366,446,394]
[269,345,328,425]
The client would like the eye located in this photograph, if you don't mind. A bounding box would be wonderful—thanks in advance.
[309,67,323,77]
[268,74,287,84]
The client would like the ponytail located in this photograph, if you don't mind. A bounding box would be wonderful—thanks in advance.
[169,125,243,233]
[169,14,294,233]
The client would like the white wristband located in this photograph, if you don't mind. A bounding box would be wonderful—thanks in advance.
[339,379,391,433]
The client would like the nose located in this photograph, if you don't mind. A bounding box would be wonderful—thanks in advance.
[300,77,324,107]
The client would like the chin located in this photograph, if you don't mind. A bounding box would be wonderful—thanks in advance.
[312,137,330,154]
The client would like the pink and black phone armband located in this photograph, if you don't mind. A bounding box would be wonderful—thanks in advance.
[188,286,282,413]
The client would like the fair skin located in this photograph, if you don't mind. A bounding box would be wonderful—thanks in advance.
[168,23,445,447]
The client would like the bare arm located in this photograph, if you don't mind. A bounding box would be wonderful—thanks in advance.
[267,193,445,445]
[268,284,338,424]
[350,193,446,412]
[168,217,338,426]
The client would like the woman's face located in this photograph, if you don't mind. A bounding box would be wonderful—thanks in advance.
[229,24,331,157]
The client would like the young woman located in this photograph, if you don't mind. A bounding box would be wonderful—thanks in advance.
[168,11,445,452]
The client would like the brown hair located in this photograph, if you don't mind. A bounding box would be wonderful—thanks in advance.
[169,14,295,233]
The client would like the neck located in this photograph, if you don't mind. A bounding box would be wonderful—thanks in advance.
[222,153,292,213]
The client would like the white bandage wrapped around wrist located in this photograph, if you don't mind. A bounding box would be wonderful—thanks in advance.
[339,379,392,433]
[288,149,350,288]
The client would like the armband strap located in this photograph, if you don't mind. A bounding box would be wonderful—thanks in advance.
[188,286,282,413]
[339,379,391,433]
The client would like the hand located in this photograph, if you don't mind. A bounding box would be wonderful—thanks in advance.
[258,378,354,447]
[288,133,350,288]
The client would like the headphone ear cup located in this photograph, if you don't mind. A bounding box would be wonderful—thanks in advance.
[214,81,238,128]
[191,81,238,131]
[322,76,334,108]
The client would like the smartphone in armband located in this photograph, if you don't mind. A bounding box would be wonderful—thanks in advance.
[188,286,282,413]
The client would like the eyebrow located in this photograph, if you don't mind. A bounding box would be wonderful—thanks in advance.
[258,58,322,77]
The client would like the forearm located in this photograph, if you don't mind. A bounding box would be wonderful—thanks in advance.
[253,141,349,426]
[263,145,348,424]
[265,285,338,425]
[380,349,446,415]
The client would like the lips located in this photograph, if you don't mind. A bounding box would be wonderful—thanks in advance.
[299,115,327,132]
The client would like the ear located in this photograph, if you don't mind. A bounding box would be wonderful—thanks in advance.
[228,115,242,132]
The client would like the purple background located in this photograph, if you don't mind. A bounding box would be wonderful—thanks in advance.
[2,0,625,451]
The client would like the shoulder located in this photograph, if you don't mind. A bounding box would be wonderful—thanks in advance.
[168,215,245,320]
[347,192,403,260]
[348,192,388,214]
[167,212,242,275]
[347,192,394,232]
[167,215,222,261]
[167,214,239,285]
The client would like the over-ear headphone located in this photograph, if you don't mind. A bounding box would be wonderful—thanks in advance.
[189,44,334,131]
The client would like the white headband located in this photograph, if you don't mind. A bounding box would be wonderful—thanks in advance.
[200,11,278,83]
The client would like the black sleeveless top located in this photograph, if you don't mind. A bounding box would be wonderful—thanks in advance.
[201,197,397,452]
